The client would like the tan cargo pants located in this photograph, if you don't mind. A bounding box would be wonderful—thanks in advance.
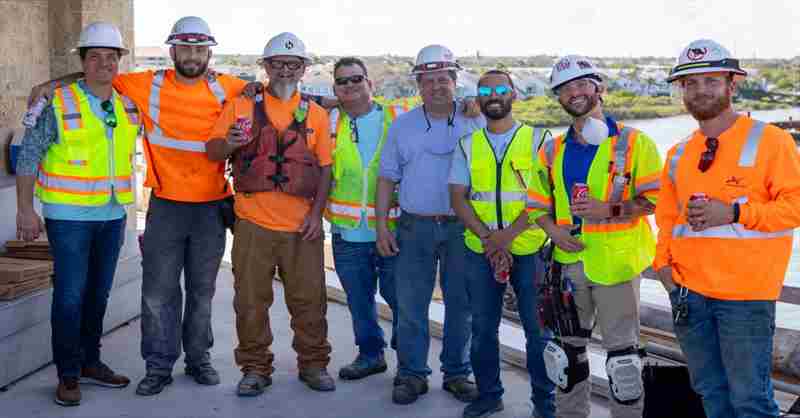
[556,261,644,418]
[231,219,332,377]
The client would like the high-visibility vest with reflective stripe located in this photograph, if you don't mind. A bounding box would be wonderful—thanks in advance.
[462,125,549,256]
[665,119,794,299]
[541,124,660,285]
[36,83,139,206]
[325,105,401,230]
[143,69,230,202]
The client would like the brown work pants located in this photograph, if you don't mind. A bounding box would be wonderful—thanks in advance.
[231,219,331,376]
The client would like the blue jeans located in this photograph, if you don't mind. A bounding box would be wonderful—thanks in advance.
[332,234,397,359]
[141,196,226,376]
[394,213,472,380]
[46,217,126,378]
[463,246,555,418]
[670,288,779,418]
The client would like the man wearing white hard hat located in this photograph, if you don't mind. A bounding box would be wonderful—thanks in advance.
[532,55,663,418]
[29,15,250,395]
[208,32,335,396]
[656,39,800,418]
[376,44,484,405]
[15,22,138,407]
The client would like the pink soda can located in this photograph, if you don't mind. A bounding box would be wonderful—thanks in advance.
[571,183,589,202]
[236,117,252,140]
[690,192,709,202]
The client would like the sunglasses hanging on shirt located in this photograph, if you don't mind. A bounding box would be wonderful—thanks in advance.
[698,137,718,172]
[101,100,117,128]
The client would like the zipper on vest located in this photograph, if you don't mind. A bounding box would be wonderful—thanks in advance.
[487,126,523,230]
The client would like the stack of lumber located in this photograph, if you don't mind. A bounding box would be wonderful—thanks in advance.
[0,257,53,301]
[3,239,53,260]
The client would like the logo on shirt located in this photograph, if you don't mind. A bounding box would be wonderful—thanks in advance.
[725,176,746,188]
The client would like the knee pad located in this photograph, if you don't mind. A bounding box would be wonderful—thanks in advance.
[606,346,644,405]
[543,340,589,393]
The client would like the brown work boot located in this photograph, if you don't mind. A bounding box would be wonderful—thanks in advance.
[55,377,81,407]
[80,363,131,388]
[298,368,336,392]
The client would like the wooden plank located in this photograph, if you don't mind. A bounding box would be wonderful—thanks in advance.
[0,257,53,284]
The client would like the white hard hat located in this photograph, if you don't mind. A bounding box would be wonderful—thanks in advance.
[165,16,217,46]
[549,55,603,91]
[71,22,129,55]
[667,39,746,83]
[411,45,461,75]
[258,32,311,63]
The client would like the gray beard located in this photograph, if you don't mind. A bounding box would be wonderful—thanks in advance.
[269,82,297,100]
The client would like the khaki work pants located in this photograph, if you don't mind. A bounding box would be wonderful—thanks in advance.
[556,261,644,418]
[231,219,331,377]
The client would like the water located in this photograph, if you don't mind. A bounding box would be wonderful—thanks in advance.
[553,107,800,329]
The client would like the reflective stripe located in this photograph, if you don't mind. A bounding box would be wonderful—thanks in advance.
[147,132,206,152]
[668,141,688,185]
[37,171,112,193]
[328,201,401,220]
[148,70,166,136]
[120,96,139,125]
[532,127,544,154]
[470,191,527,202]
[609,127,633,202]
[636,179,660,193]
[543,138,556,167]
[329,108,340,139]
[207,74,227,105]
[60,86,82,130]
[114,177,133,191]
[738,120,766,167]
[672,223,792,239]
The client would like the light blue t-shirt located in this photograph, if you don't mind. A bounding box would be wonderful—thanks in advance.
[42,81,127,221]
[330,105,385,243]
[379,104,485,215]
[449,121,521,186]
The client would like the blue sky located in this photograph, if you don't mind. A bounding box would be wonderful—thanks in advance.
[134,0,800,58]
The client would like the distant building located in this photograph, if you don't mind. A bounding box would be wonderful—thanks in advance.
[135,46,170,70]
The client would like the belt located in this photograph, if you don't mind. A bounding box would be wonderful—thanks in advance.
[404,212,459,223]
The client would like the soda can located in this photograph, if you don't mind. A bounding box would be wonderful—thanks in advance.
[571,183,589,202]
[236,117,252,140]
[22,96,48,128]
[689,192,709,202]
[494,266,510,283]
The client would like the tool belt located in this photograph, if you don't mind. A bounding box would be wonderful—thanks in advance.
[536,243,591,338]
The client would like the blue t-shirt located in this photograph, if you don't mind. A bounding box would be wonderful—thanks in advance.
[562,115,619,225]
[449,122,521,186]
[331,105,385,243]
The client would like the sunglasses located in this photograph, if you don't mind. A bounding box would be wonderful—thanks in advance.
[698,137,718,172]
[477,85,512,97]
[266,59,304,71]
[166,33,216,44]
[335,74,366,86]
[101,100,117,128]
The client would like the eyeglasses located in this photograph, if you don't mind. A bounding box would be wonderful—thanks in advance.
[335,74,366,86]
[556,78,596,95]
[477,85,512,97]
[101,100,117,128]
[698,137,718,172]
[266,59,304,71]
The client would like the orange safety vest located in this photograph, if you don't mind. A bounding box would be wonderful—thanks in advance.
[142,69,231,202]
[661,117,796,300]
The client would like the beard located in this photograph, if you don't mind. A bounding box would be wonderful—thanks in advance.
[684,90,731,121]
[268,81,297,100]
[175,58,209,78]
[480,98,512,120]
[560,92,599,118]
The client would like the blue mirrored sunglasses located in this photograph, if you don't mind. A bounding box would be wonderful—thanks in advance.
[477,85,512,97]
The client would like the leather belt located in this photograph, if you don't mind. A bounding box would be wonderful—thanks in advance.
[404,212,459,223]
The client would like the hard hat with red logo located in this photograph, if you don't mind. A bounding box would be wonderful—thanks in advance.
[71,22,129,55]
[549,55,603,92]
[411,45,461,75]
[165,16,218,46]
[667,39,746,83]
[259,32,311,63]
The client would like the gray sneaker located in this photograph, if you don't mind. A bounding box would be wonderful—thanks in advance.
[185,363,220,385]
[443,376,480,403]
[338,355,388,380]
[135,374,173,396]
[299,368,336,392]
[237,373,272,397]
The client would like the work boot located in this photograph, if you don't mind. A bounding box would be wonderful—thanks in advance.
[338,354,388,380]
[299,368,336,392]
[55,377,81,407]
[463,398,504,418]
[135,373,173,396]
[392,375,429,405]
[185,363,221,385]
[443,376,480,402]
[80,362,130,388]
[237,373,272,397]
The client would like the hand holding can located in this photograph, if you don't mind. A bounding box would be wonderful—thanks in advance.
[227,117,252,146]
[571,183,589,203]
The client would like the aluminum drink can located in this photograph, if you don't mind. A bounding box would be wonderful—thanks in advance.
[571,183,589,202]
[22,96,48,128]
[494,266,510,283]
[689,192,709,202]
[236,117,252,140]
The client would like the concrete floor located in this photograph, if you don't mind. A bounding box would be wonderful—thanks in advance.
[0,262,610,418]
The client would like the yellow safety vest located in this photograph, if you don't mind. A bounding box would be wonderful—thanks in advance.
[461,125,550,256]
[36,82,139,206]
[539,124,662,285]
[324,104,401,230]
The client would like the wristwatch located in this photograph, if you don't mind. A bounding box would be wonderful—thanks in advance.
[610,203,622,218]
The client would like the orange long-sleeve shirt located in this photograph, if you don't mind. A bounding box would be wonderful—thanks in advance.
[654,116,800,300]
